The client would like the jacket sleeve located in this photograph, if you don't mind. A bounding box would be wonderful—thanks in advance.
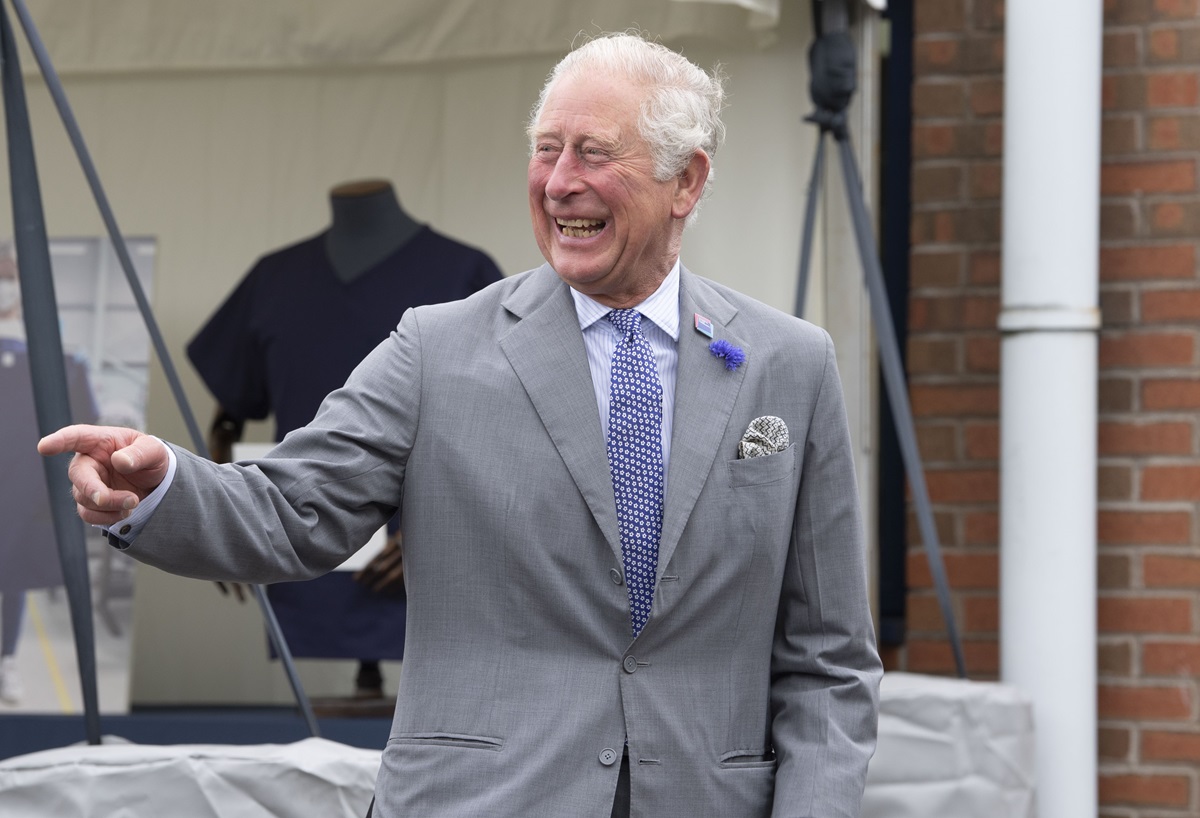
[770,330,883,817]
[127,309,423,583]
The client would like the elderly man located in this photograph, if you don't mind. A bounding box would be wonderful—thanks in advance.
[40,32,882,818]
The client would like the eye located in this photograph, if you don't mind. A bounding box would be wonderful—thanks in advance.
[534,142,561,158]
[580,146,610,163]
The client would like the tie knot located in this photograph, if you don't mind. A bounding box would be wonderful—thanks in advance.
[607,309,641,337]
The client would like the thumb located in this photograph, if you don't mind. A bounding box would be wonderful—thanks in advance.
[111,435,169,476]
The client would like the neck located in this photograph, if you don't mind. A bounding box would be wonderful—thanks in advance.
[324,180,422,283]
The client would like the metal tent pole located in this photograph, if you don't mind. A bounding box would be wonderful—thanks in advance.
[6,0,320,737]
[0,0,100,744]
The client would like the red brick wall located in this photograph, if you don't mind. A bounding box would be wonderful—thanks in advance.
[902,1,1200,814]
[898,0,1004,680]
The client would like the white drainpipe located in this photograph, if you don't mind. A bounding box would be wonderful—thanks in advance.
[1000,1,1102,816]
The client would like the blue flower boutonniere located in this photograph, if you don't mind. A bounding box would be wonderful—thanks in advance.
[709,339,745,371]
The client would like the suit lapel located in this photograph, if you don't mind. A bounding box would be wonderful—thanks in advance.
[498,265,748,590]
[499,266,623,561]
[658,269,747,579]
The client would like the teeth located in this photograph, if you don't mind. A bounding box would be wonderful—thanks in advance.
[556,217,605,238]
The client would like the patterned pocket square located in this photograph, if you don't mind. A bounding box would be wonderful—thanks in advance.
[738,416,789,459]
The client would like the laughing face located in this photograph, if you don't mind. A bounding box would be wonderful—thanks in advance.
[527,71,708,309]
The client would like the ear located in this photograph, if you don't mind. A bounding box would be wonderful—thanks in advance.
[671,150,711,221]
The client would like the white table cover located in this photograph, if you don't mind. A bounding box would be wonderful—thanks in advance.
[864,672,1037,818]
[0,672,1036,817]
[0,737,378,817]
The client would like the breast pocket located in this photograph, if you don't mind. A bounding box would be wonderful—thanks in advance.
[724,444,798,556]
[727,442,796,489]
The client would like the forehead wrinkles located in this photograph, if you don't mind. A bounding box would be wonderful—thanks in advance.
[535,75,649,147]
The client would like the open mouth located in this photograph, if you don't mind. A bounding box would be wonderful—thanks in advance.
[556,218,606,238]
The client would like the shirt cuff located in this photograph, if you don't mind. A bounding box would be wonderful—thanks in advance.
[101,438,178,550]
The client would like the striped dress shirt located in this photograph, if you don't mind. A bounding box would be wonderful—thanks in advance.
[569,261,680,484]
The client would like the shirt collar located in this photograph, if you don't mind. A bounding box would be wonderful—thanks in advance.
[569,259,680,341]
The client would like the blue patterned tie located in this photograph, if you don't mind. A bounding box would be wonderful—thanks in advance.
[606,309,664,637]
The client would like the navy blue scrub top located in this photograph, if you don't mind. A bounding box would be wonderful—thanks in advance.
[187,226,503,659]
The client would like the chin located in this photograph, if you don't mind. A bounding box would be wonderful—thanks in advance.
[547,251,607,282]
[554,267,604,290]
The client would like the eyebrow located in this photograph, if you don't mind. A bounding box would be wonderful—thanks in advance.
[531,125,623,150]
[583,134,623,153]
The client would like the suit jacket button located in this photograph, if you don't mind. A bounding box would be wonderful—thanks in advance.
[622,655,638,674]
[599,748,618,766]
[609,568,624,586]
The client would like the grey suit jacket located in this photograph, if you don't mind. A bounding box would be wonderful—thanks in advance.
[131,264,882,817]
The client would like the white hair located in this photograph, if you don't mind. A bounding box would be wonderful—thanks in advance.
[528,32,727,225]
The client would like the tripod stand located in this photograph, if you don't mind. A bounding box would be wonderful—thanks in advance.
[794,0,966,678]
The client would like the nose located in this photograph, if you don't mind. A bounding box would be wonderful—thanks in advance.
[544,149,586,201]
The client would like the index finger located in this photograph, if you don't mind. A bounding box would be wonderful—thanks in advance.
[37,424,110,457]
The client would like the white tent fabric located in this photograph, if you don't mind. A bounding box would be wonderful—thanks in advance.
[23,0,782,75]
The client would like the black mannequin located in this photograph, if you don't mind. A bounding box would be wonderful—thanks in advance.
[324,179,422,284]
[207,178,424,460]
[194,177,502,707]
[210,178,422,701]
[323,179,421,702]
